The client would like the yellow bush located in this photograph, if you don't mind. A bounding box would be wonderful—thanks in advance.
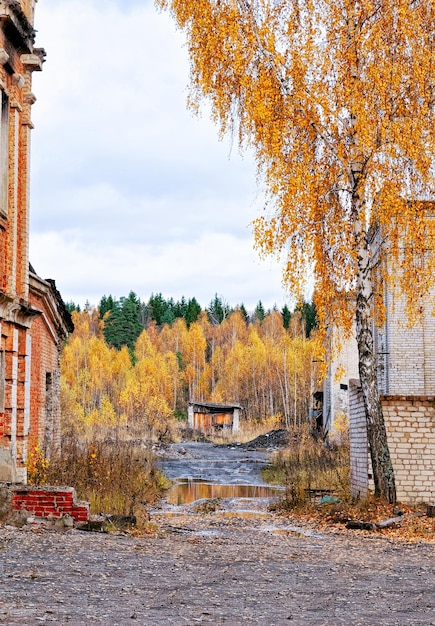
[26,441,50,486]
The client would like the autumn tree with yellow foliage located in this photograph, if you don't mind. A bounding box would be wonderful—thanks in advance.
[156,0,435,503]
[61,310,131,436]
[61,307,319,441]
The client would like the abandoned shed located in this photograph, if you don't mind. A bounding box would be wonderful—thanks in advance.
[188,401,242,432]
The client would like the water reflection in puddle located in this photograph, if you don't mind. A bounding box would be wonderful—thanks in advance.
[166,479,282,505]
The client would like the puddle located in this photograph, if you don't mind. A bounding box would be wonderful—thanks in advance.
[154,443,329,540]
[166,479,283,505]
[158,442,285,519]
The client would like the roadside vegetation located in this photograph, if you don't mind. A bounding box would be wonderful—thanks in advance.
[27,295,319,521]
[263,420,350,507]
[27,436,169,526]
[263,420,434,542]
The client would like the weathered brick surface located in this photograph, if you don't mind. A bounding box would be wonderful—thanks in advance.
[350,386,435,503]
[349,380,368,499]
[376,281,435,396]
[0,0,41,482]
[323,328,360,432]
[382,396,435,504]
[11,486,90,522]
[28,276,64,459]
[0,3,72,484]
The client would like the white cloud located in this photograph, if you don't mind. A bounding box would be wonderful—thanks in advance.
[29,0,289,311]
[31,230,284,311]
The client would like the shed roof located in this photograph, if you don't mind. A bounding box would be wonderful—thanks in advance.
[189,401,243,411]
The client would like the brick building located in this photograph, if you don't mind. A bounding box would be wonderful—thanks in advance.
[0,1,72,483]
[349,269,435,503]
[322,326,359,435]
[28,267,73,461]
[325,231,435,503]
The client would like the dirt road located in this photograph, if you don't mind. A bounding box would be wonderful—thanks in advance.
[0,516,434,625]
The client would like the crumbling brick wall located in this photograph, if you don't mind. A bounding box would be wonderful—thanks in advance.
[349,380,373,500]
[11,485,89,522]
[0,0,44,482]
[28,285,63,459]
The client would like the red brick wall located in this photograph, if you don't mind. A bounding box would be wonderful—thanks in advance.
[0,322,30,481]
[28,290,62,457]
[0,0,39,482]
[12,486,90,522]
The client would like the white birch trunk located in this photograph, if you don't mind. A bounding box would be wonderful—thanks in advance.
[355,217,396,503]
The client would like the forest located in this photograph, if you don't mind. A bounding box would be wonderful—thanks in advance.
[61,293,321,440]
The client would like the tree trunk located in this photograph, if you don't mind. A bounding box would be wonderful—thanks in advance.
[355,226,396,504]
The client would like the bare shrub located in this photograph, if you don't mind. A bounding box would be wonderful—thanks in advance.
[264,425,350,508]
[46,437,168,519]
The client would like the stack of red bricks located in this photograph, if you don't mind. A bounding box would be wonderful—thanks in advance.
[11,485,89,523]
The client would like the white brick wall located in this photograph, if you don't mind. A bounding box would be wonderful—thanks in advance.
[377,279,435,396]
[349,380,373,499]
[383,396,435,504]
[346,226,435,504]
[323,328,359,433]
[349,389,435,503]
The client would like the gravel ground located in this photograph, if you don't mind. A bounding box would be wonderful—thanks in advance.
[0,513,434,626]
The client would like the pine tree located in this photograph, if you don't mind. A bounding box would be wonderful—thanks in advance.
[254,301,265,323]
[99,294,115,319]
[185,297,202,326]
[103,292,143,354]
[281,304,291,330]
[239,303,249,325]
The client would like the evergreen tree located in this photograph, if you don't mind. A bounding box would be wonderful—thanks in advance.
[207,294,232,325]
[185,297,201,326]
[65,301,81,313]
[102,302,123,349]
[254,300,265,323]
[103,292,143,353]
[239,303,249,325]
[296,301,318,337]
[147,293,166,325]
[173,296,187,319]
[281,304,291,330]
[161,308,176,325]
[99,294,115,319]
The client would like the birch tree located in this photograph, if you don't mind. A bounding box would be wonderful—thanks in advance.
[156,0,435,502]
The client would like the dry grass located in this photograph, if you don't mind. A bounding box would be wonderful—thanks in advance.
[264,426,350,506]
[45,437,169,523]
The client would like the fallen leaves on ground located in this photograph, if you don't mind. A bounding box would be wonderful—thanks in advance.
[280,498,435,543]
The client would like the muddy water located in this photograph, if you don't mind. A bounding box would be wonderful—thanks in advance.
[166,479,281,505]
[158,441,283,511]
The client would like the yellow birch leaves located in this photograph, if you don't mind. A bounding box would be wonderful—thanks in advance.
[156,0,435,333]
[61,308,320,436]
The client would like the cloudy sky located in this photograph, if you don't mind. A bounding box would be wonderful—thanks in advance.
[29,0,288,312]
